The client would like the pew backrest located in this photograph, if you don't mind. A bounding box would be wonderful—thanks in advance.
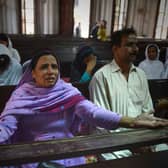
[9,35,168,77]
[148,79,168,103]
[0,85,16,113]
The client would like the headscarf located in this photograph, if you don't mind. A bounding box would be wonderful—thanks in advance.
[1,49,85,117]
[8,38,21,63]
[145,44,160,61]
[138,44,164,79]
[0,33,21,62]
[0,44,22,85]
[73,46,96,75]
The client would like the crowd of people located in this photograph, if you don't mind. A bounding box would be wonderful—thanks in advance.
[0,29,168,167]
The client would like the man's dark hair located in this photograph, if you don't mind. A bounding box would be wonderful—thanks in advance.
[111,28,137,47]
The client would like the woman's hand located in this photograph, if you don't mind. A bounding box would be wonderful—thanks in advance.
[132,116,168,128]
[119,116,168,129]
[86,55,97,74]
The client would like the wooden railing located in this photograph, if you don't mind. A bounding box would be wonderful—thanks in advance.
[0,128,168,167]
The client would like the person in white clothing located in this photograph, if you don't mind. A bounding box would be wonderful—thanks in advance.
[0,33,21,63]
[138,44,164,79]
[0,44,22,85]
[89,28,153,118]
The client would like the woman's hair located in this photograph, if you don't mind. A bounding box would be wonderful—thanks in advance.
[73,45,95,75]
[0,54,10,73]
[30,49,60,71]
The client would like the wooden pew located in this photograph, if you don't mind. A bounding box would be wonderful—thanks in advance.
[9,35,168,77]
[0,128,168,167]
[0,85,16,113]
[148,79,168,103]
[72,82,90,99]
[9,35,168,64]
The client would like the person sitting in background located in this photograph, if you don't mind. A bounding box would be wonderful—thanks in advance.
[0,49,168,167]
[70,46,97,83]
[138,44,164,79]
[0,44,22,85]
[75,22,81,38]
[90,21,100,39]
[97,20,107,41]
[0,33,21,63]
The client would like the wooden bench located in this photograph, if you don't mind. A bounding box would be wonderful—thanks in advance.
[0,85,16,114]
[9,35,168,64]
[148,79,168,103]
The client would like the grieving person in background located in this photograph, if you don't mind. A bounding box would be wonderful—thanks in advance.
[0,49,168,167]
[0,33,21,63]
[0,44,22,85]
[70,45,97,83]
[138,44,164,79]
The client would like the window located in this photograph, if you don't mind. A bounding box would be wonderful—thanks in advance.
[155,0,168,39]
[73,0,91,38]
[21,0,34,34]
[113,0,128,31]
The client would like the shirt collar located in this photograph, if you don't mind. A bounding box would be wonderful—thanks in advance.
[110,59,137,73]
